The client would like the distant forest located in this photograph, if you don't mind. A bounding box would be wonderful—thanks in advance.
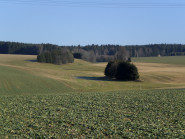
[37,50,74,65]
[1,41,185,62]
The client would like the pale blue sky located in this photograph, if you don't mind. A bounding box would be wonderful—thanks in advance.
[0,0,185,45]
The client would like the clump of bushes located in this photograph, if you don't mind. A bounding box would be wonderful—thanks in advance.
[37,49,74,65]
[105,61,139,81]
[73,52,82,59]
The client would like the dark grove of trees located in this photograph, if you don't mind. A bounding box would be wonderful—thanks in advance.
[1,41,185,62]
[37,49,74,65]
[105,61,139,81]
[0,41,61,55]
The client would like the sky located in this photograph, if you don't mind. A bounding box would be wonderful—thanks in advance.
[0,0,185,46]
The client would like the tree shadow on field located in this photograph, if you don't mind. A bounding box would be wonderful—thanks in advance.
[26,59,37,62]
[76,76,111,81]
[75,76,122,82]
[76,76,142,82]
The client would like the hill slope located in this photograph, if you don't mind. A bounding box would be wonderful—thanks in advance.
[1,54,185,95]
[0,54,185,138]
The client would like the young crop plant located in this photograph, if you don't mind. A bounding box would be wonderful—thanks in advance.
[0,89,184,138]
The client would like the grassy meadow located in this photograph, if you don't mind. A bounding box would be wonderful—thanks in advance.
[132,55,185,65]
[0,54,185,138]
[1,54,185,94]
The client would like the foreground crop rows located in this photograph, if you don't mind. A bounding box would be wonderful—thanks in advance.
[0,89,185,138]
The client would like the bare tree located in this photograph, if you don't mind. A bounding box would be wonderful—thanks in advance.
[115,47,129,61]
[38,45,44,54]
[82,50,96,62]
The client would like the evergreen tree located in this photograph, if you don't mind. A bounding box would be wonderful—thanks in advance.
[115,61,139,81]
[37,49,74,65]
[104,61,139,81]
[104,61,118,78]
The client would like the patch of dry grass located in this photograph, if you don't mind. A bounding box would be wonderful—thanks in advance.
[1,54,185,93]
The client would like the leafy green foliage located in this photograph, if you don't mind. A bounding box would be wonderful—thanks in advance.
[0,89,185,138]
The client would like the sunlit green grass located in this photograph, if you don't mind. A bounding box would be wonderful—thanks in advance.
[0,65,72,95]
[132,56,185,65]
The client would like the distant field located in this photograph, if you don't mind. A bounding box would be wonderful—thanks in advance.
[132,56,185,65]
[0,89,184,138]
[0,54,185,138]
[1,54,185,95]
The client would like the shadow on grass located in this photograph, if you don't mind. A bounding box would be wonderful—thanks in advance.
[26,60,37,62]
[76,76,142,82]
[75,76,120,81]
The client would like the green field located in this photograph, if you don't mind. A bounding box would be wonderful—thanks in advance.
[1,54,185,94]
[132,56,185,65]
[0,54,185,138]
[1,90,185,138]
[0,65,72,95]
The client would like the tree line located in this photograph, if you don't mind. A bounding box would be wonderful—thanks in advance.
[1,41,185,62]
[71,44,185,62]
[37,49,74,65]
[0,41,62,55]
